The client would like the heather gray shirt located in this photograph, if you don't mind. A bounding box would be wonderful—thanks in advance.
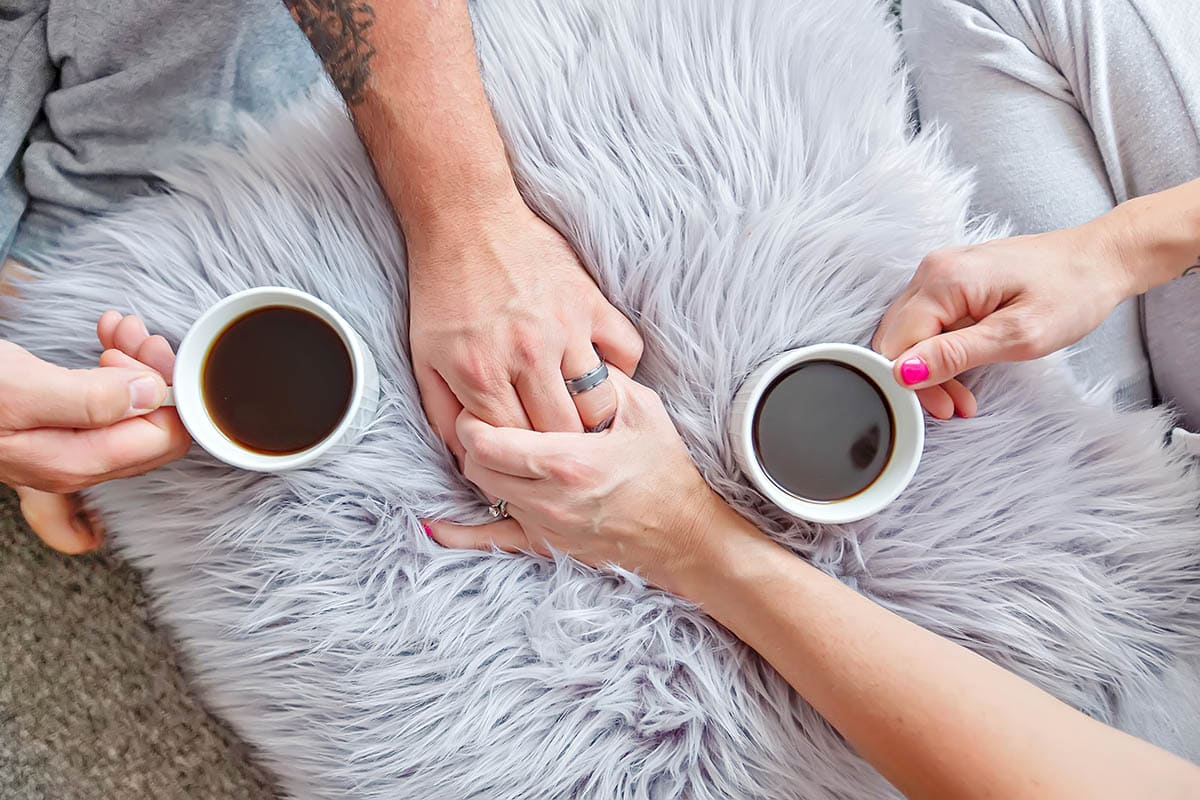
[0,0,322,263]
[904,0,1200,432]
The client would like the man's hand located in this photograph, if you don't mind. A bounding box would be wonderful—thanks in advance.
[409,199,642,458]
[286,0,642,451]
[7,312,190,553]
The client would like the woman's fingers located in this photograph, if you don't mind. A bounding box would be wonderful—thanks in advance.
[462,454,530,501]
[943,378,978,418]
[425,517,535,554]
[455,412,579,479]
[891,317,1015,390]
[916,386,955,420]
[15,486,101,554]
[915,380,977,420]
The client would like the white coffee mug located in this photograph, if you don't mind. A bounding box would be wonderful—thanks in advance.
[729,343,924,524]
[167,286,380,472]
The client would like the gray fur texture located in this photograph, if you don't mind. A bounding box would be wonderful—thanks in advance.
[5,1,1200,797]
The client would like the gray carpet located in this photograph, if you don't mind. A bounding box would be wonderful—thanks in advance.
[0,487,278,800]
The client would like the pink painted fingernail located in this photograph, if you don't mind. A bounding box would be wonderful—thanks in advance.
[422,523,434,539]
[899,357,930,386]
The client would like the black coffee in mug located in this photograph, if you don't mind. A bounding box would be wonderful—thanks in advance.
[202,306,354,454]
[752,360,894,502]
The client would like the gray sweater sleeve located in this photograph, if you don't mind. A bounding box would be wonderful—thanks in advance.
[1,0,54,261]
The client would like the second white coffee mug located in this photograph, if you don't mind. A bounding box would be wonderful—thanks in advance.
[729,343,924,524]
[169,286,380,472]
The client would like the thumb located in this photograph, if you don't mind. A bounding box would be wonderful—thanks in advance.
[14,360,168,430]
[892,318,1013,389]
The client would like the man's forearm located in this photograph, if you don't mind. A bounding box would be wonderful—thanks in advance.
[680,509,1200,800]
[284,0,520,249]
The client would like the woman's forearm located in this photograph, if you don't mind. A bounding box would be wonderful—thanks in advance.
[1100,177,1200,295]
[678,505,1200,800]
[284,0,520,249]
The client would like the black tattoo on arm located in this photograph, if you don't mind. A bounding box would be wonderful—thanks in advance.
[283,1,377,105]
[1184,257,1200,278]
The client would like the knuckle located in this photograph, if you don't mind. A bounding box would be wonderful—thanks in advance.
[168,428,192,460]
[994,314,1024,343]
[81,380,119,427]
[1000,313,1046,361]
[623,331,645,365]
[1016,314,1047,347]
[510,321,545,364]
[936,335,972,375]
[548,454,599,487]
[469,430,501,465]
[1008,335,1042,362]
[629,380,662,411]
[918,249,959,279]
[546,455,583,485]
[455,349,499,393]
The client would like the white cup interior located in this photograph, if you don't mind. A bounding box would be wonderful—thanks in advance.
[729,343,924,524]
[173,287,373,472]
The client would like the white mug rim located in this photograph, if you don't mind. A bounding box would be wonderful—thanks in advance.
[172,286,371,472]
[731,343,924,524]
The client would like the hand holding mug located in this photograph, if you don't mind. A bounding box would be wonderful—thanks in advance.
[873,225,1132,409]
[6,312,188,553]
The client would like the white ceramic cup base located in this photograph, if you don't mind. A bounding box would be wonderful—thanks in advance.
[171,287,380,472]
[729,343,924,524]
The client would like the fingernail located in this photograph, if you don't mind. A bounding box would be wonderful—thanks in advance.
[899,357,930,386]
[421,523,434,539]
[129,375,164,413]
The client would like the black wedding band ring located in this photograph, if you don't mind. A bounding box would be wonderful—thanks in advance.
[564,360,609,396]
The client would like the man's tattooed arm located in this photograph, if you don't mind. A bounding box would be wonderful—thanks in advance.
[283,1,377,105]
[277,0,518,232]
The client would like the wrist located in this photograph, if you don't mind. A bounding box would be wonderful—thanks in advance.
[1065,211,1143,304]
[349,95,525,253]
[664,491,783,603]
[1098,194,1199,295]
[400,171,528,259]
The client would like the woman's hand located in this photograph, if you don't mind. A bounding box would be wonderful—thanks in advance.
[9,312,188,553]
[425,369,735,594]
[873,222,1134,408]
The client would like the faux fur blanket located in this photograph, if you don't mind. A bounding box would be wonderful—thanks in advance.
[6,1,1200,797]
